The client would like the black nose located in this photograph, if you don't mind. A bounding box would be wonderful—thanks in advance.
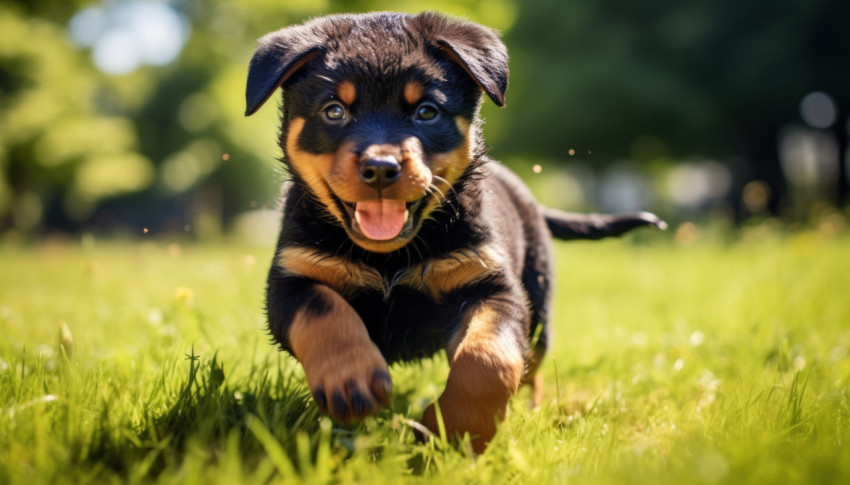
[359,157,401,190]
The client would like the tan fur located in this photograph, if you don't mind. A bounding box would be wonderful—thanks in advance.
[404,80,424,105]
[288,119,427,253]
[326,138,431,204]
[423,304,526,453]
[421,117,472,222]
[395,245,503,299]
[285,117,347,225]
[278,244,502,300]
[277,246,384,297]
[288,285,390,422]
[337,80,357,105]
[287,113,475,254]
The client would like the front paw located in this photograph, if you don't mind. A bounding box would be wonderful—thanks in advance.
[303,343,392,423]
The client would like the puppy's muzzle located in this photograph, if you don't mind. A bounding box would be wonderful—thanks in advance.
[359,156,401,191]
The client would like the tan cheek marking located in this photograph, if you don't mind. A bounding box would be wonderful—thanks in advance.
[404,81,424,105]
[421,116,473,221]
[277,246,384,297]
[337,81,357,106]
[430,117,471,182]
[286,117,347,226]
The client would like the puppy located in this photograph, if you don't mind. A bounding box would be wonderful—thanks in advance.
[245,11,664,452]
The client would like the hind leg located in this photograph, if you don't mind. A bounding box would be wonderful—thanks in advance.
[521,219,555,407]
[521,337,546,407]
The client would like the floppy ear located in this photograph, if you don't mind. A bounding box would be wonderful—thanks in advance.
[414,12,509,107]
[245,26,322,116]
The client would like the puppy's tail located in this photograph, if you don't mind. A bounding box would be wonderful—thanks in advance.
[543,208,667,241]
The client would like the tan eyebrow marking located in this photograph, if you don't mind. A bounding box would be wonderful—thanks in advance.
[337,80,357,105]
[404,80,424,105]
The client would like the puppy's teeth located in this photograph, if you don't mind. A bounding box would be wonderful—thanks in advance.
[404,210,409,223]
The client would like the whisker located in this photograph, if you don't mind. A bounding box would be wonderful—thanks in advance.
[407,236,425,261]
[432,175,459,201]
[412,234,433,260]
[431,176,461,217]
[428,184,446,202]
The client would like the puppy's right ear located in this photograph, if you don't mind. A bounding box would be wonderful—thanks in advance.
[245,27,321,116]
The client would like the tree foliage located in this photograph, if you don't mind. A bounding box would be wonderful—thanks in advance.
[1,0,847,234]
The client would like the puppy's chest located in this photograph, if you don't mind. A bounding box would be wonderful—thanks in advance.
[348,284,465,361]
[276,244,504,302]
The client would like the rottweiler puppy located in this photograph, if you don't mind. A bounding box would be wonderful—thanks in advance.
[245,11,664,452]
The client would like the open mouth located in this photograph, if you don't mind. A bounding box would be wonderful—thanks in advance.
[332,193,430,242]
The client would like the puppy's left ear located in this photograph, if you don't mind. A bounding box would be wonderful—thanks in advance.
[245,25,322,116]
[415,13,509,107]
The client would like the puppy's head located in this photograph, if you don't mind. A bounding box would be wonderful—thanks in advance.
[245,12,508,252]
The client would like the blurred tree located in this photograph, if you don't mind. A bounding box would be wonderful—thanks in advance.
[502,0,849,218]
[2,0,847,235]
[0,4,153,233]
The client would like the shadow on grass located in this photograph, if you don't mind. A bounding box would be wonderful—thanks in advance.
[57,343,459,482]
[78,350,408,480]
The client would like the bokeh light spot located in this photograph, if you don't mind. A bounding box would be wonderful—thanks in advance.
[800,91,837,129]
[68,1,189,75]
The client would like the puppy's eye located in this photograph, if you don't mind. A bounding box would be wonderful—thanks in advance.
[321,102,347,123]
[415,103,439,122]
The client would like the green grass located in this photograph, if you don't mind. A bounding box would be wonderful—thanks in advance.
[1,228,849,484]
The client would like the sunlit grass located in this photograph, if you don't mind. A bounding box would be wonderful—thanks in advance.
[1,230,848,484]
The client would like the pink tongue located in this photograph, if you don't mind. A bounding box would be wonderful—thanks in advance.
[354,199,407,240]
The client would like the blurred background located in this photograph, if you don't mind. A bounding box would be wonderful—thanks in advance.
[1,0,848,243]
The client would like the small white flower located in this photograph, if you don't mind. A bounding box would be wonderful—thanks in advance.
[690,331,706,347]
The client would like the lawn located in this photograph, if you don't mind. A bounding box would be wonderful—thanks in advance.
[1,227,848,484]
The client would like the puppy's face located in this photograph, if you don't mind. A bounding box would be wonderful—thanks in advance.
[246,12,508,252]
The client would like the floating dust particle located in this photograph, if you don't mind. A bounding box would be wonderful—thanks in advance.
[532,164,542,174]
